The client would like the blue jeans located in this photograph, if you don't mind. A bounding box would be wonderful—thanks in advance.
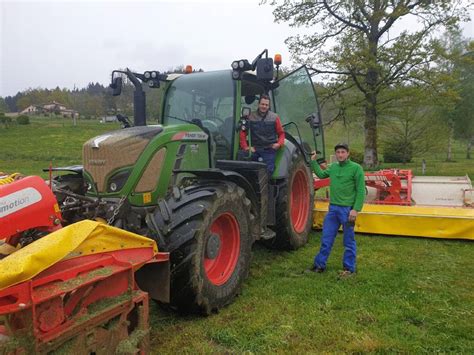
[314,204,356,272]
[251,148,276,175]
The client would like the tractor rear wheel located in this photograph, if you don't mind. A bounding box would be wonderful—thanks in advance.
[153,182,253,314]
[273,153,314,250]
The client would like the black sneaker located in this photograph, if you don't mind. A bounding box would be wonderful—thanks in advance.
[305,265,325,273]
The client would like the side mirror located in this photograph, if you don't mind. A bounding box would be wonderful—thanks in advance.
[110,77,123,96]
[244,95,256,105]
[306,113,321,128]
[256,58,274,81]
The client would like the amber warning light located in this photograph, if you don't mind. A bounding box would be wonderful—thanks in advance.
[185,65,193,74]
[274,54,282,66]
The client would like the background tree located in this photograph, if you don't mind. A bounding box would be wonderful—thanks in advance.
[453,42,474,159]
[270,0,470,168]
[0,98,8,113]
[430,28,468,161]
[380,85,446,163]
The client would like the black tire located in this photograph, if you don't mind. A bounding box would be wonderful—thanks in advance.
[272,153,314,250]
[153,182,253,315]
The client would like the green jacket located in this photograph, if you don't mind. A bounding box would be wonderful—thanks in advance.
[311,159,365,211]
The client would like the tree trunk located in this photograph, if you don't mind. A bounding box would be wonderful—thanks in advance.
[363,34,379,169]
[446,122,454,162]
[467,136,473,159]
[364,92,378,168]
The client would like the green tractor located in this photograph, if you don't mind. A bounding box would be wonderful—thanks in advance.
[55,50,325,314]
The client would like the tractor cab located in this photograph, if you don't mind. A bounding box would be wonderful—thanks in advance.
[159,52,326,172]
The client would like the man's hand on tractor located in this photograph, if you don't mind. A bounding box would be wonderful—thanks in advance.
[311,151,327,169]
[245,146,256,153]
[271,143,280,150]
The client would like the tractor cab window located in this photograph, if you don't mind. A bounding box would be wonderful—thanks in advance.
[271,66,325,160]
[163,70,236,159]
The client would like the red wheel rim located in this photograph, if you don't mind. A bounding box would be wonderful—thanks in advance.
[204,212,240,286]
[290,168,310,233]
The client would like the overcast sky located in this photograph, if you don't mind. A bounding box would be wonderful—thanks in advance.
[1,0,473,97]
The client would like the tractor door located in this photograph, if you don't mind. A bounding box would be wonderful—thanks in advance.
[272,66,325,163]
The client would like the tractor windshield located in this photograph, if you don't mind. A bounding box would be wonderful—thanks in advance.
[162,70,236,159]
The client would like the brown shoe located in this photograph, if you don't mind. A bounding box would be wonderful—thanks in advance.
[338,269,354,278]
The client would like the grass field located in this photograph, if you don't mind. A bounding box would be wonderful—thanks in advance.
[150,235,473,353]
[1,118,473,353]
[1,117,121,175]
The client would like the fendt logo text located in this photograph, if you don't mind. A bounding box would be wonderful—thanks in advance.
[0,188,42,218]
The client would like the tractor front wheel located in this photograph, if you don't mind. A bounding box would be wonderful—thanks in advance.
[153,182,253,314]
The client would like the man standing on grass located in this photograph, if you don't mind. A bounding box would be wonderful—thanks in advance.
[308,143,365,277]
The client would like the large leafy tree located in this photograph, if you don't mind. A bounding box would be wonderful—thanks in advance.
[269,0,469,167]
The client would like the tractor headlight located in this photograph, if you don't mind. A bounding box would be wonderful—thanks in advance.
[151,71,158,79]
[107,169,131,193]
[239,60,245,69]
[144,71,151,79]
[231,61,239,70]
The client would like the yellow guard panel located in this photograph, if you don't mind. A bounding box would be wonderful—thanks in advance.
[313,200,474,240]
[0,220,157,290]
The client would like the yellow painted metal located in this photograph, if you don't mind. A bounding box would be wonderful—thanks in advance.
[313,200,474,240]
[0,220,157,290]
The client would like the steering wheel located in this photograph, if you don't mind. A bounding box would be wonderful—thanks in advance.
[201,119,221,131]
[204,116,225,124]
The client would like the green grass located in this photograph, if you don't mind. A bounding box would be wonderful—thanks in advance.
[149,234,473,353]
[0,117,120,176]
[1,117,473,352]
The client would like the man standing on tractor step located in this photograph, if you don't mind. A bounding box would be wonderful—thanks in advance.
[309,143,365,277]
[239,94,285,175]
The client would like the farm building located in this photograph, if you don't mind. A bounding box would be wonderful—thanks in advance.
[19,101,79,118]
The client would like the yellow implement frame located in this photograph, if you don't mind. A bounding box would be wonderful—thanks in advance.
[313,200,474,240]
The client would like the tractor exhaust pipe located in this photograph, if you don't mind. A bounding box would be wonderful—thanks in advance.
[126,69,147,126]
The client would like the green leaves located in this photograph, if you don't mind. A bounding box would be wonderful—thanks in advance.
[269,0,470,167]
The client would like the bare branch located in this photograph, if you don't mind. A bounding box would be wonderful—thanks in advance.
[308,67,352,76]
[322,0,369,34]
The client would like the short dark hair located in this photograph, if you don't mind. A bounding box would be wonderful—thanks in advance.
[334,142,349,151]
[259,94,271,103]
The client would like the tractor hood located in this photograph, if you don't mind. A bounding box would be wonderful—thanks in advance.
[83,126,163,192]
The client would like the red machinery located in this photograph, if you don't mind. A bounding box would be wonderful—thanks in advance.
[0,175,170,353]
[314,169,413,205]
[364,169,412,205]
[0,175,62,252]
[0,247,169,353]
